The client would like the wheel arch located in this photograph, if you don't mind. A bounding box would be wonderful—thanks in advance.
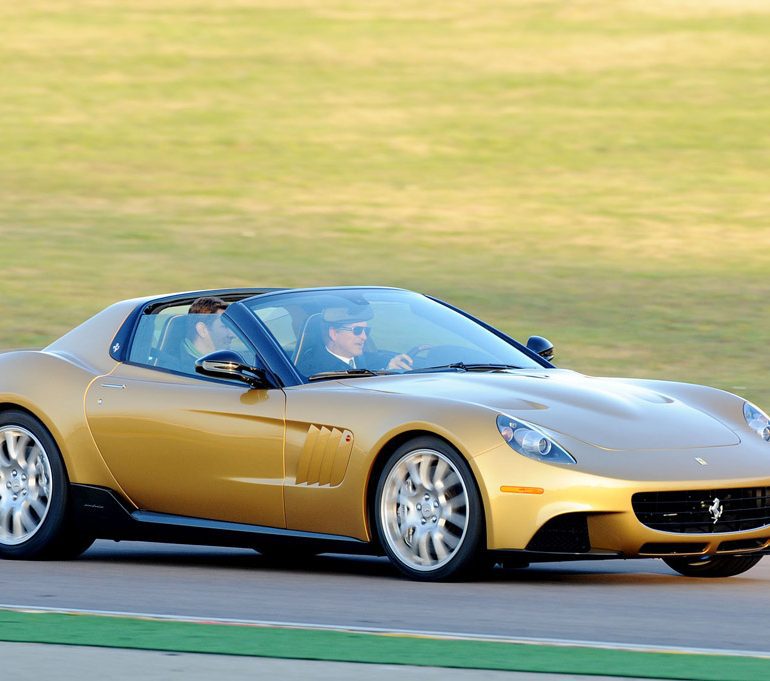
[0,402,75,509]
[364,429,488,551]
[0,394,122,491]
[0,402,73,479]
[0,400,61,443]
[0,402,99,558]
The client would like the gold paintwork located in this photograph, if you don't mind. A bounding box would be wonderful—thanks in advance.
[1,290,769,562]
[84,362,286,528]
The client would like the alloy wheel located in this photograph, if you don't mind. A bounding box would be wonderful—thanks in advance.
[0,426,53,546]
[379,448,470,572]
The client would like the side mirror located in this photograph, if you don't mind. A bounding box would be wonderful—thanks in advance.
[526,336,554,363]
[195,351,272,389]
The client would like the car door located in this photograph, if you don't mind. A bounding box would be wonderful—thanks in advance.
[84,362,286,528]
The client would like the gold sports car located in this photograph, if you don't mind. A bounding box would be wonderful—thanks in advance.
[1,287,768,581]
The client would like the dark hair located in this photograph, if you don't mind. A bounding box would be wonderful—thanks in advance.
[189,296,227,315]
[187,296,227,338]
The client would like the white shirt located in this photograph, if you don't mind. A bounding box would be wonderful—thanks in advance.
[325,347,355,368]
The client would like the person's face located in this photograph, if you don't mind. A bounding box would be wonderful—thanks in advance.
[196,310,234,352]
[209,312,235,349]
[328,321,370,358]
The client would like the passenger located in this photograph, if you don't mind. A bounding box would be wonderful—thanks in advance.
[179,296,235,372]
[297,305,413,375]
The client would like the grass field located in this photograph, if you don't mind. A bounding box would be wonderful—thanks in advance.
[1,0,768,406]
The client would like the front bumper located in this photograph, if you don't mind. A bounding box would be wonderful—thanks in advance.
[472,442,770,558]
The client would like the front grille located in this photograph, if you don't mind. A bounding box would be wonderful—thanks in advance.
[633,487,770,534]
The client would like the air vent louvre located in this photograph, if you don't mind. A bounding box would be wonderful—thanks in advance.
[295,425,353,486]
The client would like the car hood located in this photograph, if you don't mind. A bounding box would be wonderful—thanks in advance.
[347,369,740,451]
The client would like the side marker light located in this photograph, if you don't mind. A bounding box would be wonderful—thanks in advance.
[500,486,544,495]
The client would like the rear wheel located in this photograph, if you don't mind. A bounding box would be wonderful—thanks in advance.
[0,411,87,560]
[663,554,762,578]
[375,436,483,581]
[45,518,95,560]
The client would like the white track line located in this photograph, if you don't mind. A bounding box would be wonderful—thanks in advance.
[1,603,768,660]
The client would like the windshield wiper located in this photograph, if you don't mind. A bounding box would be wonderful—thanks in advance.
[307,368,386,382]
[407,363,523,374]
[308,363,523,380]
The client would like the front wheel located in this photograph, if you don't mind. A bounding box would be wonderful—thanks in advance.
[663,554,762,578]
[0,411,72,559]
[375,437,483,581]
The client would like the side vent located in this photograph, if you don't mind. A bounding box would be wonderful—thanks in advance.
[295,426,354,486]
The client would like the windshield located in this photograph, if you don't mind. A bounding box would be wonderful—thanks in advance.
[244,288,542,380]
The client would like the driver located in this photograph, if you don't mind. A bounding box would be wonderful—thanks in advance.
[297,305,414,375]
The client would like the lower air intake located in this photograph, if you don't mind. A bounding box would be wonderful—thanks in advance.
[526,513,590,553]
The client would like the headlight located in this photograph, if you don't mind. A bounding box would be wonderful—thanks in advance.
[496,414,576,464]
[743,402,770,442]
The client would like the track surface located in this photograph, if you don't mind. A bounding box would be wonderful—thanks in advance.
[2,541,768,653]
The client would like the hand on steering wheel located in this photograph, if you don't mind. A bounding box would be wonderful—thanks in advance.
[386,345,432,372]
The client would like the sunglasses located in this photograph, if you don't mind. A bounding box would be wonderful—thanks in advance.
[335,325,370,336]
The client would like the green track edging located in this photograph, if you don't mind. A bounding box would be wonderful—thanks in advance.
[0,609,767,680]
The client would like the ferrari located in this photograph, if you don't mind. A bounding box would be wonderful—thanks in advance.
[0,286,768,580]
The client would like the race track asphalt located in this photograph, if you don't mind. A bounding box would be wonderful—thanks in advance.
[1,540,768,654]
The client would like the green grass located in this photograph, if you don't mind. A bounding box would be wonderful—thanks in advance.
[1,0,769,406]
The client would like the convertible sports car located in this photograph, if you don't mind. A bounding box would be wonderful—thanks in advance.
[1,286,768,581]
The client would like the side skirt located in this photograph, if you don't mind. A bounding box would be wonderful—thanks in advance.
[70,484,373,555]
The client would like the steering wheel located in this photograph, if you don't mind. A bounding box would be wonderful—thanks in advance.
[406,344,432,359]
[403,344,434,369]
[406,344,500,370]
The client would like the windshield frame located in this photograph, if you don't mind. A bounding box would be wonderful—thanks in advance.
[238,287,552,386]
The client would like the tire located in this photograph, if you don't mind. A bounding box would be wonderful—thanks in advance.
[663,554,762,578]
[374,436,483,581]
[44,518,95,560]
[0,410,80,560]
